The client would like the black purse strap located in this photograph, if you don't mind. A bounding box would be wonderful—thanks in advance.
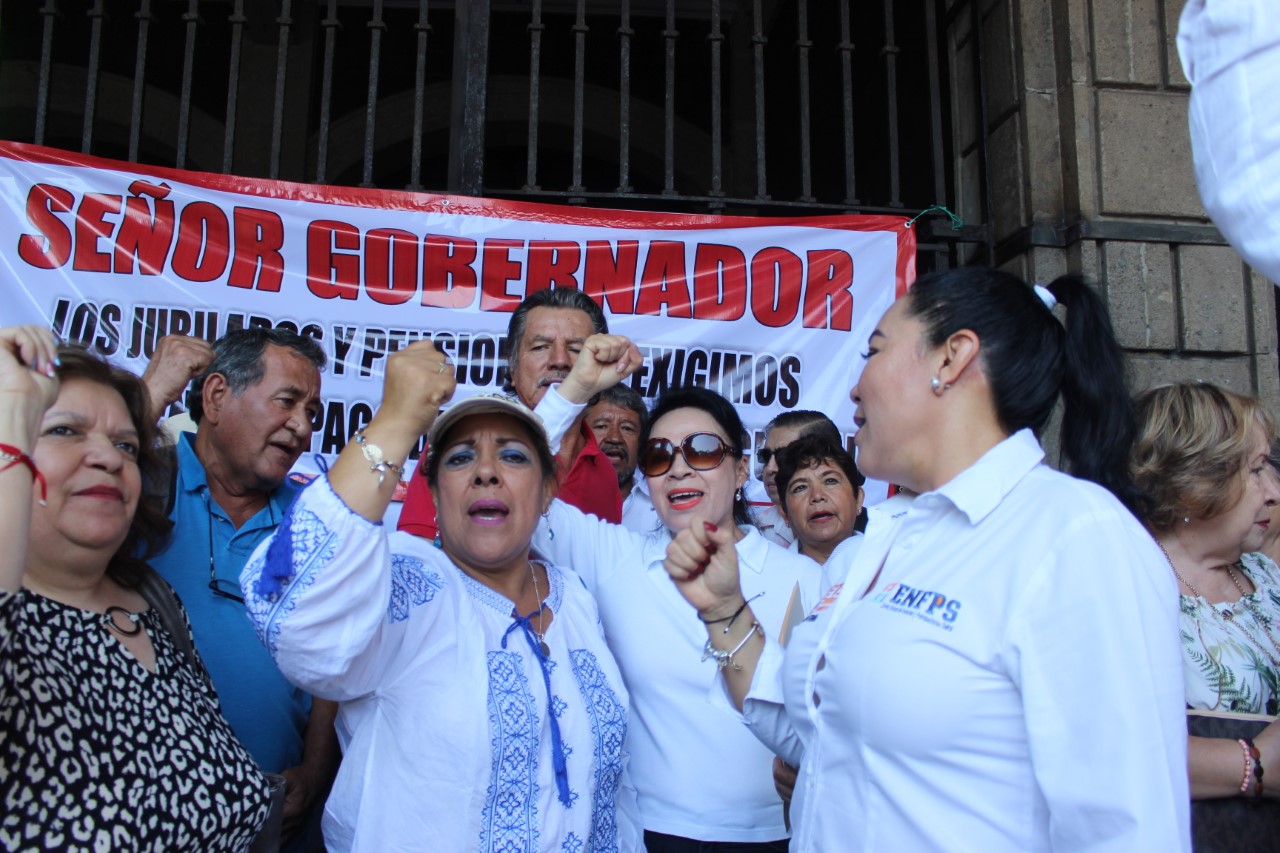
[135,565,214,693]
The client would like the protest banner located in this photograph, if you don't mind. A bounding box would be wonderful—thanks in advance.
[0,141,914,500]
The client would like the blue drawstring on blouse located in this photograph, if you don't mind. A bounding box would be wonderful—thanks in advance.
[502,610,573,808]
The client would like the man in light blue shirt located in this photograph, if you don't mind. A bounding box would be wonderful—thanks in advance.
[144,328,338,849]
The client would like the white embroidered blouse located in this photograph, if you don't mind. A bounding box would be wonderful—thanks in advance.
[240,477,643,853]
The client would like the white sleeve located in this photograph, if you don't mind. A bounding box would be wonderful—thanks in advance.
[533,384,587,455]
[533,496,640,590]
[1178,0,1280,283]
[738,637,805,767]
[240,476,431,702]
[1007,508,1191,852]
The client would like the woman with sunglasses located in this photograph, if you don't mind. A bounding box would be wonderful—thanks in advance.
[664,268,1191,850]
[532,381,820,851]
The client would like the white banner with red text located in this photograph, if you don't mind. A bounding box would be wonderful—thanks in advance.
[0,141,914,502]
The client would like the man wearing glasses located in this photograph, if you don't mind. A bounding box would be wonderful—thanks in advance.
[144,328,338,851]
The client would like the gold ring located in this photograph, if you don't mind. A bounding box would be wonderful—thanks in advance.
[439,362,450,374]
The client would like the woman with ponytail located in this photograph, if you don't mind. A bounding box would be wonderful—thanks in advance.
[662,268,1191,851]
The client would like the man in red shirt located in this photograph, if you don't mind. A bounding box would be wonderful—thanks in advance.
[398,288,628,538]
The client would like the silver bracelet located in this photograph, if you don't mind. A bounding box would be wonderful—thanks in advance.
[353,429,405,485]
[701,621,763,670]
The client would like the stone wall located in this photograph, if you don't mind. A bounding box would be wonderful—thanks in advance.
[948,0,1277,408]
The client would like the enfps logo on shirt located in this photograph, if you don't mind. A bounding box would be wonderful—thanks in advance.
[872,582,963,632]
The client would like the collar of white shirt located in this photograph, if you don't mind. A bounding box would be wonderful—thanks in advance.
[918,428,1045,525]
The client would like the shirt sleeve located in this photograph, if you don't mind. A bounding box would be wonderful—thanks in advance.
[533,384,586,452]
[240,476,426,702]
[1178,0,1280,283]
[533,496,640,590]
[739,637,806,767]
[1006,505,1191,852]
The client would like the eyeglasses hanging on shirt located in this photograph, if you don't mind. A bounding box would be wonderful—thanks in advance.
[204,492,245,603]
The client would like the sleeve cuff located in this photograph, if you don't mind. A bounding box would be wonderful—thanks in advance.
[534,385,587,454]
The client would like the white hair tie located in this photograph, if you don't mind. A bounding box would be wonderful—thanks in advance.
[1033,283,1057,311]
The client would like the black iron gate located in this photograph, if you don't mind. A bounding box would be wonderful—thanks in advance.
[1,0,994,271]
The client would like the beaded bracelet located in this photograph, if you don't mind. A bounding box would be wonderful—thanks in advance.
[701,621,763,671]
[1238,739,1256,795]
[1242,737,1265,799]
[0,444,47,505]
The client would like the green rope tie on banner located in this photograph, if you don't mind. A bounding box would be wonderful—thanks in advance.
[905,205,964,231]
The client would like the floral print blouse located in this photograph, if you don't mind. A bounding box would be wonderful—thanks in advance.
[1180,551,1280,714]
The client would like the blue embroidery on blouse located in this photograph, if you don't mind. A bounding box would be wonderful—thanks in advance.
[387,555,444,623]
[570,649,627,853]
[561,831,585,852]
[537,559,566,613]
[456,565,518,616]
[480,650,541,853]
[245,505,338,656]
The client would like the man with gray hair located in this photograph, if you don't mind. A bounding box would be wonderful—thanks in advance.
[398,287,625,537]
[143,328,338,849]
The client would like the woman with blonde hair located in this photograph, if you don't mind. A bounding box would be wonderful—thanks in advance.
[1130,383,1280,811]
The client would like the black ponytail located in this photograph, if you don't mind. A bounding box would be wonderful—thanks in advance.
[906,268,1144,515]
[1047,275,1147,516]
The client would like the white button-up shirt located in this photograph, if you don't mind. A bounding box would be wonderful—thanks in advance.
[740,430,1191,851]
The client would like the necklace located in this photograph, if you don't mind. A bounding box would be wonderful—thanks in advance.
[1158,542,1280,666]
[102,605,142,637]
[529,561,550,658]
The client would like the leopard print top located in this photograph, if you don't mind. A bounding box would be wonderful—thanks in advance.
[0,589,269,852]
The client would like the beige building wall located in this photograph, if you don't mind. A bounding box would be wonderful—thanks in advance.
[949,0,1277,408]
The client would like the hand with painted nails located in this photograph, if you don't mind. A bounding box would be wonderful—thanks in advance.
[663,514,746,618]
[555,333,644,405]
[0,325,61,444]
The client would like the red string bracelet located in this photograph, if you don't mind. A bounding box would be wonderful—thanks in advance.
[0,444,47,505]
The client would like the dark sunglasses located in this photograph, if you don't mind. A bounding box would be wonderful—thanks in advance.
[640,432,735,477]
[757,447,777,466]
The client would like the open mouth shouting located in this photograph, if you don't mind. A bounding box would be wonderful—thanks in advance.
[666,488,705,512]
[468,499,511,525]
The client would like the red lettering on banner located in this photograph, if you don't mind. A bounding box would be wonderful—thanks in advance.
[364,227,418,305]
[18,183,75,269]
[228,207,285,291]
[307,220,361,299]
[72,193,122,273]
[750,247,802,328]
[636,241,692,318]
[114,181,175,275]
[479,238,524,312]
[422,234,478,308]
[170,201,230,282]
[692,243,747,321]
[803,249,854,330]
[526,240,582,292]
[583,240,638,314]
